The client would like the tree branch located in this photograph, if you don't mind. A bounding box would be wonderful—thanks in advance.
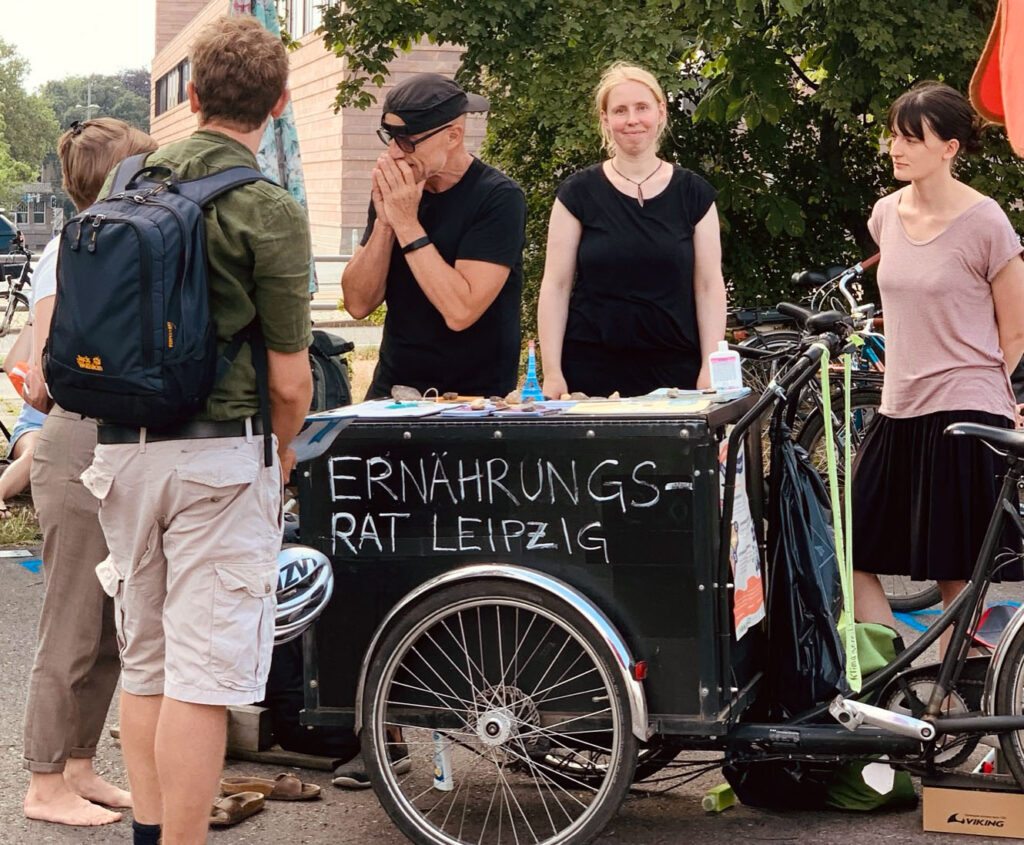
[783,53,818,92]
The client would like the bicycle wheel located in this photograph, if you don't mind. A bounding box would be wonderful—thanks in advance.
[740,330,801,395]
[796,387,881,482]
[878,576,941,612]
[991,619,1024,788]
[361,579,638,845]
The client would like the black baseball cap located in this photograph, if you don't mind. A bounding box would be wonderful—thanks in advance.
[381,73,489,135]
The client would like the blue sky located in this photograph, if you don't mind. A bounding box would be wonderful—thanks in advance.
[9,0,156,92]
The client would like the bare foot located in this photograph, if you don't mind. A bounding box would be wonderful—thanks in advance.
[64,765,132,809]
[24,789,122,826]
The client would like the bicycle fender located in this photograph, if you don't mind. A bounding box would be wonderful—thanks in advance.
[353,563,650,742]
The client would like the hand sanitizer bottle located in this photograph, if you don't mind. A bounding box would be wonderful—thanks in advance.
[708,340,742,391]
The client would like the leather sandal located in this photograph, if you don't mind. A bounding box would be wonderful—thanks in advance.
[220,772,322,801]
[209,791,265,826]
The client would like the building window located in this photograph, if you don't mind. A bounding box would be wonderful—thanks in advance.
[33,209,45,224]
[166,68,180,111]
[179,60,190,103]
[155,76,168,116]
[278,0,320,36]
[154,59,190,117]
[14,210,27,225]
[305,0,323,32]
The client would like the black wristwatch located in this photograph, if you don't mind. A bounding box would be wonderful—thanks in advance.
[401,235,432,254]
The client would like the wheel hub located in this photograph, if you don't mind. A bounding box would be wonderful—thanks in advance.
[473,684,542,750]
[477,708,515,746]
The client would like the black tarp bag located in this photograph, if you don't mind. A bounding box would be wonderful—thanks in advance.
[764,418,849,717]
[725,418,850,810]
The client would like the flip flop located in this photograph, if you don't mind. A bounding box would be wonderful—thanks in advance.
[209,791,265,827]
[220,772,322,801]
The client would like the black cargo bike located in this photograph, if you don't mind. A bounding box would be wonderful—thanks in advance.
[291,305,1024,845]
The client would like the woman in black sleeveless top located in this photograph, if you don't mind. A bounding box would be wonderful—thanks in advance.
[537,63,727,398]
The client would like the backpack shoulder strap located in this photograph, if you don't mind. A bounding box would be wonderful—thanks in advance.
[107,153,150,197]
[176,166,273,207]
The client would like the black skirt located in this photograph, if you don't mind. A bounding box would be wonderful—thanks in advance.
[851,409,1021,582]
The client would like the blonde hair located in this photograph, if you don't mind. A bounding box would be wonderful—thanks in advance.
[58,118,158,211]
[190,16,289,132]
[594,62,668,154]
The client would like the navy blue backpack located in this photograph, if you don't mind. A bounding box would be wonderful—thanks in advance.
[45,153,271,435]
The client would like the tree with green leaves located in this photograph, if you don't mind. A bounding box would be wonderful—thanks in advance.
[0,39,59,208]
[322,0,1024,326]
[42,70,151,132]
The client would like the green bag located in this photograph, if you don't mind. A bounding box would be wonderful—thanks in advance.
[826,621,915,811]
[855,621,900,677]
[825,759,917,811]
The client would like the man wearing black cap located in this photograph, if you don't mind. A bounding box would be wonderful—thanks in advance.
[342,73,526,400]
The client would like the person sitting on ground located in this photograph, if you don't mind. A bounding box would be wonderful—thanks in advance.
[0,401,44,517]
[21,117,157,827]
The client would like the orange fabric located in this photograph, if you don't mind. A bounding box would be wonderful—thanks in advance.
[971,0,1024,155]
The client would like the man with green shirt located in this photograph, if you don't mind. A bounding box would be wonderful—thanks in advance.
[80,17,312,845]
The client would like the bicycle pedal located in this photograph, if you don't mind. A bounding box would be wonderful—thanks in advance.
[829,696,936,741]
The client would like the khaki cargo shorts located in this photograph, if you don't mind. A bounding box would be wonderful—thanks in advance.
[82,432,282,705]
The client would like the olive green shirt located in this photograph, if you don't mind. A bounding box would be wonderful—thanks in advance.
[103,130,312,420]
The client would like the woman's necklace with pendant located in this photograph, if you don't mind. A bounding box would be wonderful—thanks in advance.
[609,160,663,207]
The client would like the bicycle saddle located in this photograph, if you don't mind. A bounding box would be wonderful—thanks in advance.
[946,422,1024,456]
[791,266,846,287]
[805,310,849,334]
[793,269,829,287]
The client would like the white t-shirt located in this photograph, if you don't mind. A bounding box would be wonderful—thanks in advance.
[30,235,59,309]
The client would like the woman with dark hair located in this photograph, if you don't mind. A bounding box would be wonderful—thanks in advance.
[852,82,1024,648]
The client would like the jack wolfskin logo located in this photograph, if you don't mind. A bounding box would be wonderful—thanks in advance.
[76,355,103,372]
[947,812,1005,828]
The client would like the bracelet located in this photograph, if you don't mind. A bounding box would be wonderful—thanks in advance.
[401,235,431,254]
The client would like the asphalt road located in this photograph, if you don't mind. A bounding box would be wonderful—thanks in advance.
[0,553,1018,844]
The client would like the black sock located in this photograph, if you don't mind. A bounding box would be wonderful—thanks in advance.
[132,820,161,845]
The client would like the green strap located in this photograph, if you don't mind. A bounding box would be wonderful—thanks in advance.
[819,346,861,692]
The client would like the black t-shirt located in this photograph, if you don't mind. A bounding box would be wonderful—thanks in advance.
[557,163,716,361]
[362,158,526,398]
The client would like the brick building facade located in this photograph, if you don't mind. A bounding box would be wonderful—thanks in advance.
[151,0,484,255]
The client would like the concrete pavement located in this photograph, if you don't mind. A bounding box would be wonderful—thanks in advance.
[0,551,1015,844]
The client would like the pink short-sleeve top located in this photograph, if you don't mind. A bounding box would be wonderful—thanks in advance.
[868,189,1024,421]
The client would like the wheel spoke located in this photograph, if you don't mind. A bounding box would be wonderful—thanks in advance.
[516,707,614,741]
[423,627,483,702]
[530,665,600,706]
[389,678,474,709]
[495,761,533,844]
[499,742,599,799]
[510,735,575,829]
[525,631,575,700]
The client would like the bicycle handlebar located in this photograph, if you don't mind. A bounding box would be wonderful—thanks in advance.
[858,253,880,272]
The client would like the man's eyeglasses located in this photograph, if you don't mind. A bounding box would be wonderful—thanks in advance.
[377,123,452,153]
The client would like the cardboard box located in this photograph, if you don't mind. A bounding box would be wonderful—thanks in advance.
[924,781,1024,839]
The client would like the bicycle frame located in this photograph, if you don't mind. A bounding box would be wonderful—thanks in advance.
[0,243,32,337]
[724,329,1024,750]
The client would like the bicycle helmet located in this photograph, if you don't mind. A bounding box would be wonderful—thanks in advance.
[275,545,334,645]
